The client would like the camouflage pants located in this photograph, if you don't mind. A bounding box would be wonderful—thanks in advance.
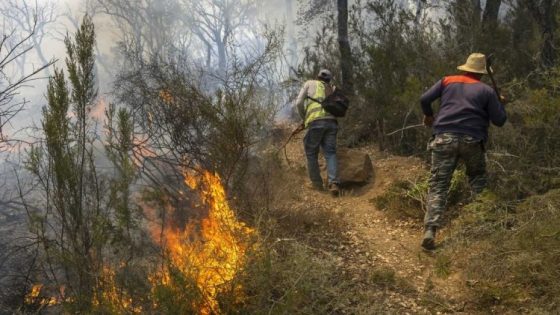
[424,133,487,229]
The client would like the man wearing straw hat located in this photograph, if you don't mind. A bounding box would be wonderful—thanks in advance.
[419,53,507,250]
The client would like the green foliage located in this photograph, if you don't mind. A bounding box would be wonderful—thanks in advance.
[484,68,560,199]
[105,104,140,246]
[446,190,511,242]
[26,14,102,309]
[373,170,467,220]
[113,31,281,197]
[373,179,425,220]
[25,15,139,312]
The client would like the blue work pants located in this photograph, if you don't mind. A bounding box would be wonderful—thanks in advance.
[303,119,339,186]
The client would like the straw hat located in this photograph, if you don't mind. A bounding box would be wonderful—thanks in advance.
[457,53,488,74]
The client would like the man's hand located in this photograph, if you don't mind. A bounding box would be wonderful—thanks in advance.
[499,94,509,105]
[423,115,434,127]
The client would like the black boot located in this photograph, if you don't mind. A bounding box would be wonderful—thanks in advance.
[421,226,437,251]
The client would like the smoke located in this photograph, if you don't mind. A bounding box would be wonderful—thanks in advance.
[0,0,391,161]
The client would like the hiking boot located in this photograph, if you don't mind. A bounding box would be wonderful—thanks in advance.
[328,183,340,197]
[421,227,437,251]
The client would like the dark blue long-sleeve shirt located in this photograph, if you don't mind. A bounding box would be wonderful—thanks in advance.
[420,73,507,142]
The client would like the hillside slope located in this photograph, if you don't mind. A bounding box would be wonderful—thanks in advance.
[277,133,477,314]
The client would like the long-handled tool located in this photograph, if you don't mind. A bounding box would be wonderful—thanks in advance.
[278,123,305,166]
[486,54,501,98]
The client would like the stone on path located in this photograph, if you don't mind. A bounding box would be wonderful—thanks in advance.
[337,148,374,185]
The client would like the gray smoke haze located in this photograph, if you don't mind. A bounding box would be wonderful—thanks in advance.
[1,0,296,135]
[2,0,508,150]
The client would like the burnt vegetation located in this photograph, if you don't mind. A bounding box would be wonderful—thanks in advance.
[0,0,560,314]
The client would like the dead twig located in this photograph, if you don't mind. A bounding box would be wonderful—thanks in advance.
[278,123,305,166]
[386,124,425,136]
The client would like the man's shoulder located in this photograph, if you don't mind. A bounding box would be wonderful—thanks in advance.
[442,75,494,92]
[304,80,318,86]
[479,83,495,94]
[442,75,480,86]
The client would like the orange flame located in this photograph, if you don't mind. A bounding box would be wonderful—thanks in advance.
[24,284,66,307]
[159,89,175,105]
[26,170,254,314]
[152,170,254,314]
[24,284,43,305]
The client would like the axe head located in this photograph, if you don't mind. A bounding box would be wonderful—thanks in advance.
[486,53,495,69]
[485,53,496,75]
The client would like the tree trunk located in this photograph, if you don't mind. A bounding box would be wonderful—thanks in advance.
[218,41,227,72]
[33,38,51,76]
[414,0,426,25]
[337,0,353,93]
[478,0,502,52]
[206,44,212,68]
[526,0,558,68]
[286,0,298,67]
[482,0,502,28]
[472,0,482,25]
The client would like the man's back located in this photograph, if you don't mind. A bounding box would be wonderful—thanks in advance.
[421,73,506,141]
[295,80,335,126]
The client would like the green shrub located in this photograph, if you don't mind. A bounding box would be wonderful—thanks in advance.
[372,178,427,220]
[372,170,468,221]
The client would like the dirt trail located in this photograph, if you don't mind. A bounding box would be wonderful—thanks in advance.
[283,134,471,314]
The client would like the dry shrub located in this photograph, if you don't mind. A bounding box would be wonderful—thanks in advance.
[216,141,355,313]
[445,190,514,244]
[486,75,560,200]
[368,266,415,293]
[269,203,346,241]
[443,189,560,311]
[238,241,353,314]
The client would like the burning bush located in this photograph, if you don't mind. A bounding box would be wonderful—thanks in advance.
[149,170,256,314]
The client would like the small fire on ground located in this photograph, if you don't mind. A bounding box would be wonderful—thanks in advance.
[24,284,63,306]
